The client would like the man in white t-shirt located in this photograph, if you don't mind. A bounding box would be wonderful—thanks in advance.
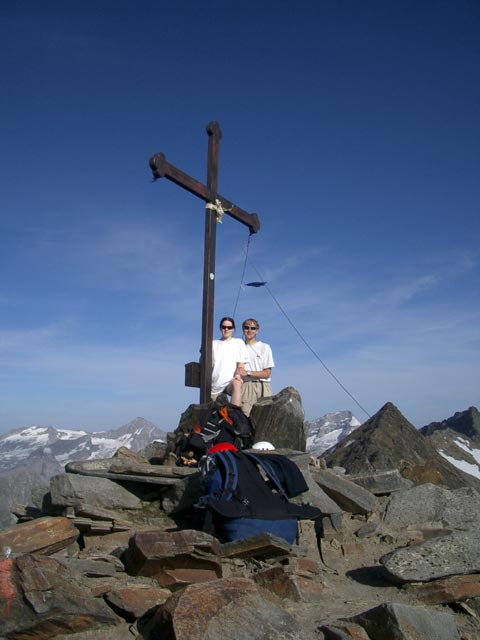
[211,316,249,406]
[241,318,275,417]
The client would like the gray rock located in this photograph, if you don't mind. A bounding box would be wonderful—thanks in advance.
[310,468,377,515]
[160,471,204,515]
[350,602,460,639]
[50,473,142,510]
[381,530,480,582]
[383,483,480,531]
[282,452,343,515]
[348,469,414,495]
[355,521,379,539]
[250,387,307,452]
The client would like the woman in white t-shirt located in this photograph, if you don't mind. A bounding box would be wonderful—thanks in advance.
[211,317,249,406]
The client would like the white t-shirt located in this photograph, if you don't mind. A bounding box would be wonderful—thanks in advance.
[212,338,249,394]
[245,341,275,382]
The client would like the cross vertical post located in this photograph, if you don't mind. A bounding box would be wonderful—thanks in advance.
[201,122,222,402]
[149,122,260,404]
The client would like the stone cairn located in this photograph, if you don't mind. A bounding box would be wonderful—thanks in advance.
[1,389,480,639]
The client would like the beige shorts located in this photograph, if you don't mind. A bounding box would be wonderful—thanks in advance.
[241,381,272,417]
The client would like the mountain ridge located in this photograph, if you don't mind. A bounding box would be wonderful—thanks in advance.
[0,417,167,529]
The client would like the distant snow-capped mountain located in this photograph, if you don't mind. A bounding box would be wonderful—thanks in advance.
[305,410,361,457]
[0,417,167,530]
[0,417,166,475]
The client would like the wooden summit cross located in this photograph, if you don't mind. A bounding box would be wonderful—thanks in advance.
[149,121,260,403]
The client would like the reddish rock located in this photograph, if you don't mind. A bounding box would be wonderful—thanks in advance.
[80,530,133,556]
[0,516,79,556]
[105,585,171,618]
[1,554,119,638]
[220,532,291,559]
[123,529,222,589]
[145,577,300,640]
[0,558,17,619]
[254,565,323,602]
[409,573,480,605]
[287,556,321,576]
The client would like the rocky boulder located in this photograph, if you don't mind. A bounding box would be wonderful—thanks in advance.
[123,529,222,589]
[381,530,480,582]
[349,602,461,640]
[141,577,302,640]
[383,483,480,532]
[250,387,306,451]
[0,554,120,638]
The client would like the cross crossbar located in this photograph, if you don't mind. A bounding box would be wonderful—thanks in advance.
[149,153,260,234]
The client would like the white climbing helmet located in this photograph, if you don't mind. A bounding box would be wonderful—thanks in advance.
[252,441,275,451]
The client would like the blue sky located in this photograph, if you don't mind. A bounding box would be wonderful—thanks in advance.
[1,1,479,433]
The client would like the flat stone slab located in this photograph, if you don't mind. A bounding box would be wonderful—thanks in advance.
[348,469,414,495]
[67,459,196,478]
[408,573,480,605]
[220,532,292,559]
[310,468,377,514]
[50,473,142,510]
[381,530,480,582]
[105,585,171,618]
[0,516,79,556]
[123,529,222,589]
[284,452,344,515]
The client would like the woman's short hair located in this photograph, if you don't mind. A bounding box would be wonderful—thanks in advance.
[242,318,260,330]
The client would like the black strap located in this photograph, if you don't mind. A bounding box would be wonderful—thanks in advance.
[215,451,239,501]
[243,452,289,501]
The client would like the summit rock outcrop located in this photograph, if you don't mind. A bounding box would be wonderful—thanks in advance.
[1,396,480,639]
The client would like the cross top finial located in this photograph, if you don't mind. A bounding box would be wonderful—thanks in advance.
[206,121,222,141]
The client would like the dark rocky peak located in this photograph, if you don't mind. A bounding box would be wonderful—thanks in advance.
[421,406,480,445]
[321,402,421,472]
[320,401,479,491]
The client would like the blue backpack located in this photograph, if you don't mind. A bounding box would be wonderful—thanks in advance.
[198,450,321,544]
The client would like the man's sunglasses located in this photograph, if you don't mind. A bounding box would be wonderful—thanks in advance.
[243,326,258,330]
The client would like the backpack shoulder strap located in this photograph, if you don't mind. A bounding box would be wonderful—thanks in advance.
[214,450,239,501]
[243,452,288,500]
